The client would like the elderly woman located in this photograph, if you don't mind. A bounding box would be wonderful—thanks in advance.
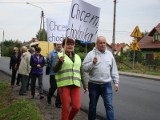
[30,47,45,99]
[9,47,21,88]
[18,46,31,95]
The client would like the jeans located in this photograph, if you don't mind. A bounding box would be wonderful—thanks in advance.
[88,82,114,120]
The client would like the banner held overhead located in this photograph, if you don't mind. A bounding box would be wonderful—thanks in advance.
[66,0,100,43]
[46,18,68,43]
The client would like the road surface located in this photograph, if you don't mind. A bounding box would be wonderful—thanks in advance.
[1,57,160,120]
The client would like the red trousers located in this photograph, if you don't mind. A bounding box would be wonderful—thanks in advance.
[58,86,81,120]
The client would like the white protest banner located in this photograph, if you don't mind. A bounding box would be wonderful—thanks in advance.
[66,0,100,42]
[46,18,68,43]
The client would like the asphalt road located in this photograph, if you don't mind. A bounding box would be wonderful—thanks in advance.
[1,57,160,120]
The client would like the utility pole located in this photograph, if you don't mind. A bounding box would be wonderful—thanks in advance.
[0,28,4,57]
[112,0,117,55]
[26,2,45,41]
[40,10,45,41]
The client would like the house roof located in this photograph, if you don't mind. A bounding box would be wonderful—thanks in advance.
[111,43,129,53]
[148,23,160,36]
[138,23,160,49]
[115,43,125,52]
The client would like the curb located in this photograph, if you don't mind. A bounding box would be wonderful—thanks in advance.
[119,71,160,81]
[0,70,11,77]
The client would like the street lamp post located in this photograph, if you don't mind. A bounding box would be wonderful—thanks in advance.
[0,28,4,57]
[26,2,45,41]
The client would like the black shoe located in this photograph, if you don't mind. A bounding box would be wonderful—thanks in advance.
[40,95,44,99]
[19,93,23,96]
[47,96,51,104]
[56,104,62,108]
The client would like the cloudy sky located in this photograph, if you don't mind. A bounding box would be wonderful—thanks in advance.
[0,0,160,44]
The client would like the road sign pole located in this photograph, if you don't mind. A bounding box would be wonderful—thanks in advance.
[132,49,135,69]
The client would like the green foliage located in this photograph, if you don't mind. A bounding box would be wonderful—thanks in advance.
[36,29,47,41]
[75,40,95,53]
[78,52,86,61]
[74,40,95,61]
[1,40,22,57]
[116,50,160,76]
[141,31,148,38]
[128,51,143,62]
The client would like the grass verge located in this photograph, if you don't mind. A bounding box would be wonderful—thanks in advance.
[118,62,160,76]
[0,81,43,120]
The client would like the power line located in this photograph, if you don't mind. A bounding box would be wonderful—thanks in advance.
[93,0,112,6]
[99,29,131,33]
[0,1,71,4]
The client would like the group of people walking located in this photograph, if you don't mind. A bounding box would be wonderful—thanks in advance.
[9,36,119,120]
[10,46,45,99]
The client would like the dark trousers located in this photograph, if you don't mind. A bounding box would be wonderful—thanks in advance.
[31,74,44,96]
[88,82,114,120]
[27,73,31,90]
[11,69,17,85]
[16,73,22,85]
[19,75,28,95]
[48,75,61,106]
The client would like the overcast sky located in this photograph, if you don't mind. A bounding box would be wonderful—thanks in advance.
[0,0,160,44]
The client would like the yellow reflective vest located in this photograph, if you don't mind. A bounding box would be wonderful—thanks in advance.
[55,53,81,88]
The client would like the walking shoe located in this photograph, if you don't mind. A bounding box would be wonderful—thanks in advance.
[47,96,51,104]
[19,93,23,96]
[40,95,44,99]
[56,104,62,108]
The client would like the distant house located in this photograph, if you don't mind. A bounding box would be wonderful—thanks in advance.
[112,43,130,56]
[106,43,112,52]
[138,23,160,60]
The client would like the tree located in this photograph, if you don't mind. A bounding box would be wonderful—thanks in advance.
[36,29,47,41]
[142,31,149,38]
[1,40,22,57]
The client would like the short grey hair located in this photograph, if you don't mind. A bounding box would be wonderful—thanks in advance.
[29,47,35,53]
[21,46,28,52]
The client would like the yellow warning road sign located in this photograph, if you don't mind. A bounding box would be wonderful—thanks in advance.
[130,26,142,38]
[130,39,140,51]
